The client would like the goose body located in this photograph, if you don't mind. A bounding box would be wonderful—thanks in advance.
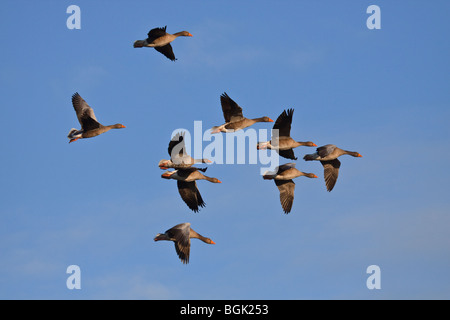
[134,26,192,61]
[154,222,215,264]
[263,163,317,214]
[67,93,125,143]
[159,132,212,170]
[303,144,362,192]
[211,93,273,133]
[257,109,316,160]
[161,167,221,212]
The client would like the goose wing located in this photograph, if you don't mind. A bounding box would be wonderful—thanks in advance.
[71,92,101,131]
[166,223,191,264]
[275,179,295,214]
[147,26,167,42]
[272,109,294,138]
[155,44,176,61]
[220,92,244,123]
[321,158,341,191]
[177,180,206,212]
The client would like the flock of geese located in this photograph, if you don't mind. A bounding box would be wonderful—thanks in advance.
[67,26,362,264]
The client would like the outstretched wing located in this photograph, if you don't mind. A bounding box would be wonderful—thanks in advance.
[177,181,206,212]
[278,148,298,160]
[168,132,186,158]
[220,92,244,123]
[166,223,191,264]
[321,159,341,192]
[272,109,293,138]
[275,179,295,214]
[71,92,101,131]
[155,44,176,61]
[147,26,167,42]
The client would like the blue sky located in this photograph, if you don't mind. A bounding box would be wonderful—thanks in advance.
[0,0,449,299]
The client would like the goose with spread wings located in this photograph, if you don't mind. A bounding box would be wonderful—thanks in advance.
[257,108,316,160]
[303,144,362,192]
[133,26,192,61]
[211,92,273,133]
[154,222,215,264]
[263,163,317,214]
[159,131,212,170]
[67,92,125,143]
[161,167,221,212]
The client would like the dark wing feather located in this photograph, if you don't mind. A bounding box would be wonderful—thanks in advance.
[71,92,101,131]
[177,181,205,212]
[220,92,244,123]
[278,149,298,160]
[166,223,191,264]
[275,180,295,214]
[155,44,176,61]
[272,109,293,138]
[168,132,186,158]
[276,163,296,174]
[147,26,167,42]
[177,167,206,178]
[321,159,341,192]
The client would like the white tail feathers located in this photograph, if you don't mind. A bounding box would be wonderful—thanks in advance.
[211,125,223,133]
[68,128,81,139]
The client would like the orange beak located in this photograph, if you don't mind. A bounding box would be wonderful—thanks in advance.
[217,180,222,183]
[204,159,213,163]
[188,33,193,37]
[69,138,79,143]
[313,174,318,178]
[122,125,126,128]
[268,118,274,122]
[210,240,216,244]
[358,154,363,157]
[312,143,317,147]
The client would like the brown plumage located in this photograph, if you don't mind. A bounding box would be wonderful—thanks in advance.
[211,92,273,133]
[159,132,212,169]
[133,26,193,61]
[263,163,317,214]
[303,144,362,191]
[67,93,125,143]
[161,167,222,212]
[257,109,316,160]
[154,222,215,264]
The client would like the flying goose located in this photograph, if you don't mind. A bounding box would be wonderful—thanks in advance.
[154,222,215,264]
[159,131,212,170]
[257,109,316,160]
[211,92,273,133]
[161,167,221,212]
[303,144,362,191]
[133,26,192,61]
[263,163,317,214]
[67,92,125,143]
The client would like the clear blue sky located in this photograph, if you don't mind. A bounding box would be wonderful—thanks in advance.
[0,0,449,299]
